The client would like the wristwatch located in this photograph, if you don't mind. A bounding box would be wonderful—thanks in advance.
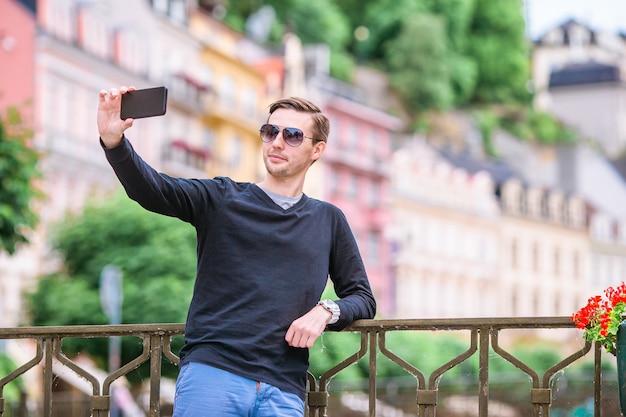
[317,299,340,324]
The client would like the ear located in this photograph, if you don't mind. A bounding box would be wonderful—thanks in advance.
[312,141,326,161]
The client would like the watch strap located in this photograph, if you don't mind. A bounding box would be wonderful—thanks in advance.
[317,299,340,324]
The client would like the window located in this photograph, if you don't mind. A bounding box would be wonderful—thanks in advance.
[511,288,518,316]
[568,199,585,228]
[153,0,168,14]
[242,87,257,118]
[202,128,215,151]
[114,30,147,75]
[553,248,560,276]
[329,116,340,145]
[573,251,580,279]
[169,0,187,25]
[152,0,186,24]
[229,136,242,168]
[591,216,612,242]
[347,174,358,200]
[46,0,74,42]
[519,190,527,214]
[367,129,378,157]
[220,76,235,108]
[347,122,359,151]
[79,6,109,59]
[528,190,541,217]
[368,231,380,266]
[540,194,549,219]
[533,289,541,316]
[554,296,561,316]
[368,181,379,207]
[329,170,340,197]
[532,242,540,272]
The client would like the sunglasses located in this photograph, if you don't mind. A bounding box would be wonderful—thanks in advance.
[259,124,320,147]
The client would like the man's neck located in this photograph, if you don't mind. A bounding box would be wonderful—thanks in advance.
[256,177,304,197]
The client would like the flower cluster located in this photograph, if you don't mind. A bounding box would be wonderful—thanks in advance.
[572,282,626,355]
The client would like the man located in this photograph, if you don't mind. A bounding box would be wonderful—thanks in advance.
[97,86,376,417]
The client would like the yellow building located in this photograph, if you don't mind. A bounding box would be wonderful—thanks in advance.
[188,9,269,182]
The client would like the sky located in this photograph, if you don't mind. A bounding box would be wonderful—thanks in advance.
[524,0,626,39]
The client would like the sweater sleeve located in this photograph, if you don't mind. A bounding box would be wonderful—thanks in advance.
[326,208,376,331]
[102,136,215,225]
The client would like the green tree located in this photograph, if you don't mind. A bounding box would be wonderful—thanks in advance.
[0,107,40,254]
[387,13,453,112]
[466,0,531,105]
[227,0,350,49]
[351,0,428,62]
[342,0,479,112]
[26,193,196,379]
[428,0,478,106]
[225,0,355,80]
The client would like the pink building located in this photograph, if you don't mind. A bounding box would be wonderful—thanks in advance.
[321,94,403,317]
[0,0,36,120]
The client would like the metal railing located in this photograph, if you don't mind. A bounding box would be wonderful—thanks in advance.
[0,317,613,417]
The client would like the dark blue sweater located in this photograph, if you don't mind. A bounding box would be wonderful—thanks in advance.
[104,137,376,400]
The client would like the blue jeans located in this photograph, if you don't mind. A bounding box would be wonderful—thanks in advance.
[173,362,305,417]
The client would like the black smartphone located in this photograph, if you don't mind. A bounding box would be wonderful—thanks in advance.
[120,86,168,119]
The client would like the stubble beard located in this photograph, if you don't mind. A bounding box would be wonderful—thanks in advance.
[264,155,290,177]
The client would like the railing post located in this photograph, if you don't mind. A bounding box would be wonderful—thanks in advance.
[478,326,490,417]
[594,342,602,417]
[42,338,54,417]
[149,334,163,417]
[368,331,377,417]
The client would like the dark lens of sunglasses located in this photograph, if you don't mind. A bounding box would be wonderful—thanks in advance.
[283,128,304,146]
[260,124,279,142]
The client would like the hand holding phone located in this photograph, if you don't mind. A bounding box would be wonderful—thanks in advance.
[120,86,168,119]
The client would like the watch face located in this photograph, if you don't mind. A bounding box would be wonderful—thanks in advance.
[320,300,338,313]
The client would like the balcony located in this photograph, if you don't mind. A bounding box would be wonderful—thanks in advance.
[0,317,618,417]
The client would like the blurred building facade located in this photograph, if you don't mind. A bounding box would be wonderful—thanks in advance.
[0,0,404,327]
[2,1,626,336]
[389,138,501,318]
[532,19,626,157]
[313,81,403,317]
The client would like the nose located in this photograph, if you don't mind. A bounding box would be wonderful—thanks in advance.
[270,130,287,148]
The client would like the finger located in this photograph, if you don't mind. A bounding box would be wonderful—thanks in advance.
[304,339,313,349]
[285,326,294,344]
[110,88,119,98]
[291,334,305,348]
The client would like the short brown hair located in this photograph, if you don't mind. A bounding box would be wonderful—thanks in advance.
[267,97,329,143]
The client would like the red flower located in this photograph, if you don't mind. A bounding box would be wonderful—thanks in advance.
[572,282,626,355]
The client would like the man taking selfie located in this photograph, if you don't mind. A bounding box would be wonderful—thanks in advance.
[97,86,376,417]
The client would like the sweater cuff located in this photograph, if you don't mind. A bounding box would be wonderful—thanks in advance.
[100,135,132,163]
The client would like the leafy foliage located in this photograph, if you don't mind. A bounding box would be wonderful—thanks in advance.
[26,193,196,379]
[349,0,429,62]
[472,106,580,153]
[466,0,531,105]
[387,14,453,112]
[0,353,25,403]
[225,0,355,80]
[0,107,41,254]
[225,0,552,149]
